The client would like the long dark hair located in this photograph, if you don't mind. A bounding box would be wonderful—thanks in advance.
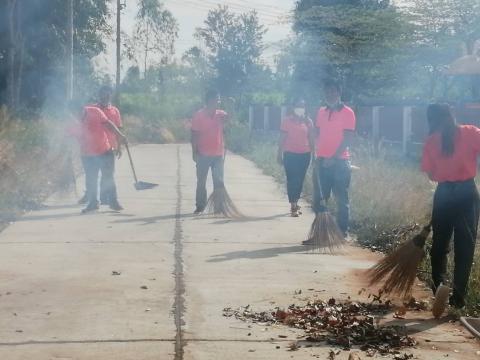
[427,103,458,156]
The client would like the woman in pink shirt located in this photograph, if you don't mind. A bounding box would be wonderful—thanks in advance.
[277,99,314,217]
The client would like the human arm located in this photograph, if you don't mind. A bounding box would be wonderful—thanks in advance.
[104,120,127,145]
[277,131,286,165]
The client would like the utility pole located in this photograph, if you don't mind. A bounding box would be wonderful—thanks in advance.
[115,0,122,100]
[66,0,74,101]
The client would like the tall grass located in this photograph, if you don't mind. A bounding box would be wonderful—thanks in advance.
[0,107,74,225]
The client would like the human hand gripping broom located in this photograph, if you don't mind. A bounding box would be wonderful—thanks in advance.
[305,161,346,253]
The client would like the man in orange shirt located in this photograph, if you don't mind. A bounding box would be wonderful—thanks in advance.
[308,79,355,240]
[191,89,228,214]
[75,103,127,214]
[95,86,123,210]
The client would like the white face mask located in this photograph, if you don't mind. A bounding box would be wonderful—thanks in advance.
[294,108,305,117]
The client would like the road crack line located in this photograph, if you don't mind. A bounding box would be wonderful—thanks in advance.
[173,146,186,360]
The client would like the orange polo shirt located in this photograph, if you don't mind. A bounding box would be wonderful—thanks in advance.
[191,108,227,156]
[315,105,356,159]
[96,104,122,149]
[80,106,112,156]
[421,125,480,182]
[280,116,313,154]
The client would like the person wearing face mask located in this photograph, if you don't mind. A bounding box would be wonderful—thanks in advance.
[305,79,355,241]
[277,99,314,217]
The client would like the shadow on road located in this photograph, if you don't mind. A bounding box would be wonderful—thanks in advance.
[111,213,194,225]
[381,315,453,335]
[208,213,291,225]
[208,245,307,262]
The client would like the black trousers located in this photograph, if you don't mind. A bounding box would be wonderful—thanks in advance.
[431,179,479,304]
[312,158,351,234]
[283,152,311,203]
[84,151,118,206]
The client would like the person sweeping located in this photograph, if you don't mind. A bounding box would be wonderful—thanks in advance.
[277,99,314,217]
[369,104,480,317]
[303,79,355,248]
[191,89,242,218]
[95,85,124,210]
[421,103,480,316]
[74,103,127,214]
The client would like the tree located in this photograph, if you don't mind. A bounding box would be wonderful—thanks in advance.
[404,0,480,99]
[0,0,111,111]
[291,0,413,103]
[195,6,266,97]
[130,0,178,77]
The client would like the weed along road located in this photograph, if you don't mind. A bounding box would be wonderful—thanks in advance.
[0,144,478,360]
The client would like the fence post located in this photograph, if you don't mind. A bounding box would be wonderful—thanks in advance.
[263,106,269,131]
[248,105,254,131]
[402,106,412,156]
[372,106,380,148]
[280,106,287,123]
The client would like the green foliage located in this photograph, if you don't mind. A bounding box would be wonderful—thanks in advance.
[127,0,178,75]
[0,0,110,110]
[292,0,413,102]
[195,5,267,97]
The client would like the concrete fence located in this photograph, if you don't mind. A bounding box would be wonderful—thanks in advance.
[248,104,480,155]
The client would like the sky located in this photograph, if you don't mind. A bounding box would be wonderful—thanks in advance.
[94,0,296,77]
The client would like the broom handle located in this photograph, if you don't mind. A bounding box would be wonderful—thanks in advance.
[313,160,327,207]
[125,143,139,184]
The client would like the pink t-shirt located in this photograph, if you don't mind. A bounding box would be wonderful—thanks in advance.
[315,105,356,159]
[421,125,480,182]
[80,106,111,156]
[96,104,122,150]
[280,116,312,154]
[191,108,227,156]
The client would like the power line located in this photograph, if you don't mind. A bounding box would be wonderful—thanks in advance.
[164,0,285,20]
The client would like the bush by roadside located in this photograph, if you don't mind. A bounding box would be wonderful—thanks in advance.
[0,108,75,229]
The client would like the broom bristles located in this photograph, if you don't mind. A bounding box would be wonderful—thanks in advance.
[367,225,431,297]
[307,212,346,254]
[205,187,245,219]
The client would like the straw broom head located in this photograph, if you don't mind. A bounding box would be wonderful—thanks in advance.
[307,211,346,254]
[205,186,245,219]
[368,224,431,298]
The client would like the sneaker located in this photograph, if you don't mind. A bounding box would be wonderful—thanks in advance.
[193,207,204,215]
[78,194,88,205]
[432,284,450,318]
[109,201,124,211]
[302,238,313,246]
[81,202,99,214]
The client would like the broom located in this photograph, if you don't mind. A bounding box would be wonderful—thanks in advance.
[305,166,346,253]
[204,185,245,219]
[367,222,431,298]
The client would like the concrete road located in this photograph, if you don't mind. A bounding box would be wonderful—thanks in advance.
[0,144,478,360]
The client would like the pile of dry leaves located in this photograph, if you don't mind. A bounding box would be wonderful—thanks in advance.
[224,298,418,357]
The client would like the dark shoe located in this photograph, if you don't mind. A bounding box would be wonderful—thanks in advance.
[432,284,450,318]
[78,194,88,205]
[302,238,313,246]
[449,295,466,309]
[194,207,204,215]
[81,202,99,214]
[109,201,124,211]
